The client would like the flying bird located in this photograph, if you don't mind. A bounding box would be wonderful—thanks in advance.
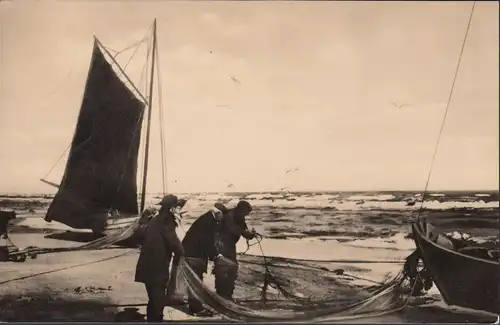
[392,100,411,109]
[230,76,241,85]
[224,180,235,188]
[285,167,300,174]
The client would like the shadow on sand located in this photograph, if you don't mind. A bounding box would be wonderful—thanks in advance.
[44,231,102,243]
[397,305,497,323]
[0,291,495,323]
[114,307,147,322]
[0,291,120,322]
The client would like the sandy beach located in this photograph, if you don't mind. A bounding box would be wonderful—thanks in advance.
[0,191,498,323]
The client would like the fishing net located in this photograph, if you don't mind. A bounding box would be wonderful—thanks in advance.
[169,251,411,322]
[8,222,139,258]
[11,220,412,322]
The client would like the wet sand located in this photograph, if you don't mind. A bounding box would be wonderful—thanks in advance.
[1,232,496,323]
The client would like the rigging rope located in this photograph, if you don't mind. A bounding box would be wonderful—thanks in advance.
[417,1,476,215]
[155,34,168,196]
[137,33,153,202]
[42,144,71,181]
[108,25,152,60]
[114,32,153,205]
[122,33,150,73]
[138,39,152,97]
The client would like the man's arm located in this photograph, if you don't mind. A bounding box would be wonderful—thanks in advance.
[241,225,256,240]
[227,212,255,240]
[234,213,255,240]
[161,217,185,257]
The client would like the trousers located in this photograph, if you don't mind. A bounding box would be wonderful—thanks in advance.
[213,258,239,300]
[186,257,207,313]
[145,282,166,322]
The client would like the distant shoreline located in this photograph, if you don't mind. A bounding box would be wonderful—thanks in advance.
[0,189,498,197]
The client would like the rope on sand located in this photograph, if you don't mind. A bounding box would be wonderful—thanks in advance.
[240,253,405,264]
[0,249,135,285]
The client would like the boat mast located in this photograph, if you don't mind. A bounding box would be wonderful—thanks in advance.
[140,19,157,213]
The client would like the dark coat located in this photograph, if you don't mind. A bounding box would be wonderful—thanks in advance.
[134,208,184,284]
[182,211,219,271]
[0,210,16,236]
[216,209,255,261]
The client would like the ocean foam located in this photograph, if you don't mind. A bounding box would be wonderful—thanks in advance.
[17,217,84,232]
[346,233,415,251]
[348,194,396,201]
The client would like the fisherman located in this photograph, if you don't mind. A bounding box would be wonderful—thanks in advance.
[165,199,189,302]
[179,203,227,316]
[213,200,257,300]
[134,194,185,322]
[403,247,434,296]
[0,210,16,239]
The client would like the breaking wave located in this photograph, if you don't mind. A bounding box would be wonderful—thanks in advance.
[4,190,498,249]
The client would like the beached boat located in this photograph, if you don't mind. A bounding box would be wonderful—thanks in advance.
[411,217,499,315]
[39,20,165,237]
[405,2,498,316]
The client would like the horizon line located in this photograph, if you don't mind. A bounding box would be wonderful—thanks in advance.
[0,188,498,196]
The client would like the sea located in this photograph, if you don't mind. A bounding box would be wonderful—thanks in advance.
[3,190,499,244]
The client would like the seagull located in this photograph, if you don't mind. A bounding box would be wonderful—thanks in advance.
[230,76,241,85]
[224,180,235,188]
[392,100,411,109]
[285,167,300,174]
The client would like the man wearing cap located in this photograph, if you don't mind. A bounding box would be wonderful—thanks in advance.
[213,200,257,300]
[134,194,186,322]
[179,203,228,316]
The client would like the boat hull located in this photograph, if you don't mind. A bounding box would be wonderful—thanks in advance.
[411,221,499,315]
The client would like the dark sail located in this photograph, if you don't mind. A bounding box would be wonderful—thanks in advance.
[45,41,146,230]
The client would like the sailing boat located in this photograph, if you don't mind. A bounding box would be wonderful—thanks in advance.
[40,20,164,240]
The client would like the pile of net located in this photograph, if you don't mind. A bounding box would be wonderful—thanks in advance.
[171,253,411,322]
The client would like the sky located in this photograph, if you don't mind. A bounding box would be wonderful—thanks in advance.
[0,1,498,194]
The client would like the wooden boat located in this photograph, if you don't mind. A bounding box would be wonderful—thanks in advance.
[407,3,498,317]
[411,216,499,315]
[39,19,166,239]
